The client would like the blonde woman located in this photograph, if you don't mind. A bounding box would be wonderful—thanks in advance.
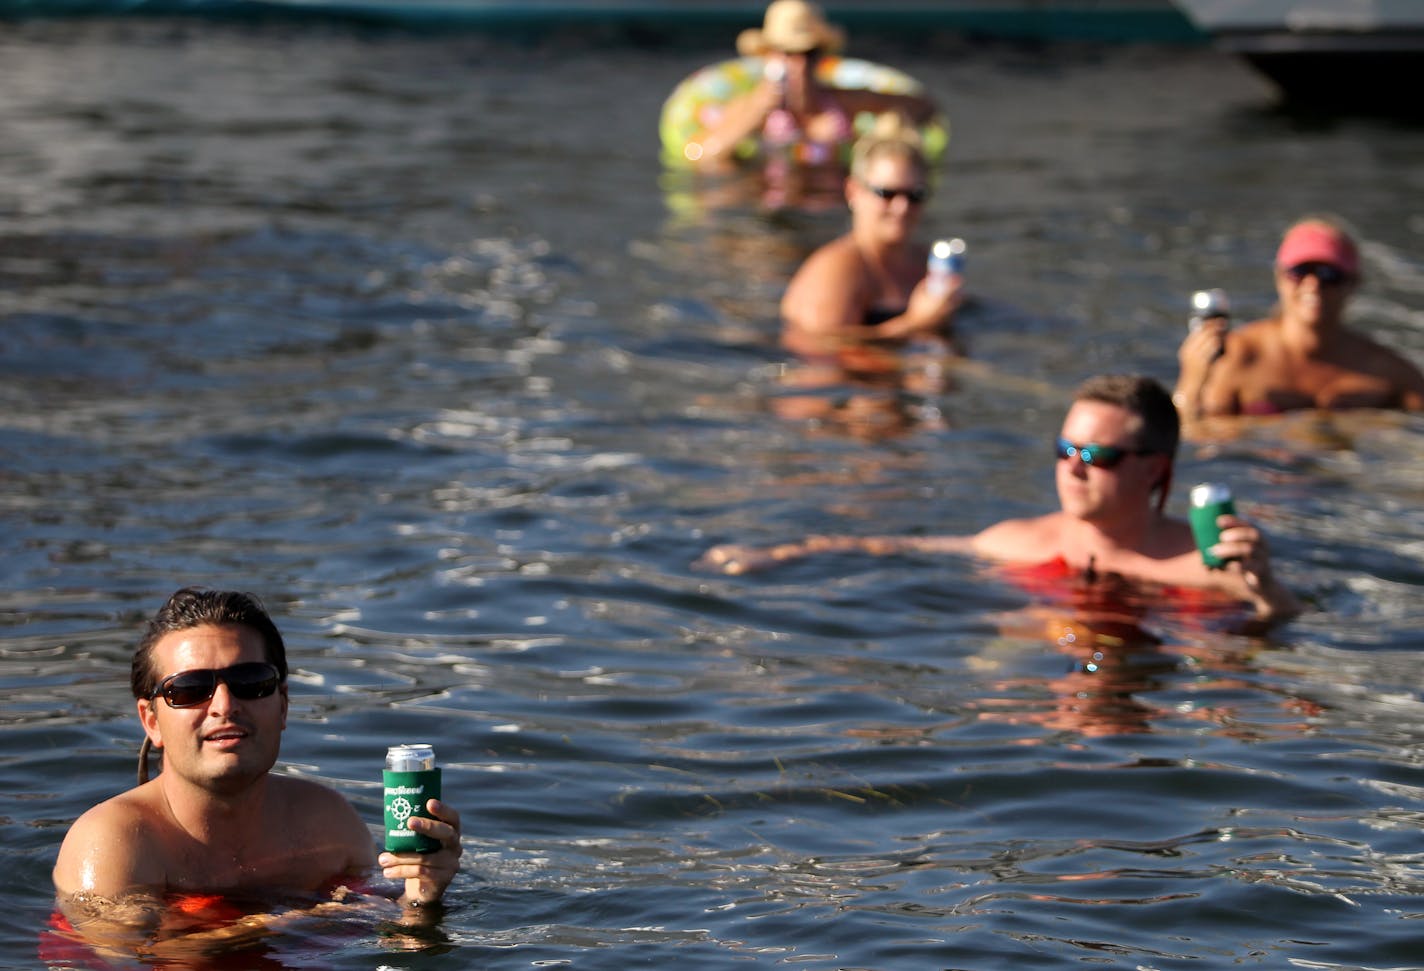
[780,113,962,357]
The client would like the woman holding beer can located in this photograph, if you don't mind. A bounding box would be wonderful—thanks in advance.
[780,112,963,359]
[1174,216,1424,420]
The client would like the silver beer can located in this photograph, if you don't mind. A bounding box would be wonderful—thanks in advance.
[385,742,436,773]
[1189,288,1230,331]
[1189,482,1233,509]
[383,743,441,853]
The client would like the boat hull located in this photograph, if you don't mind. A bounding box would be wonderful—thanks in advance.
[1172,0,1424,113]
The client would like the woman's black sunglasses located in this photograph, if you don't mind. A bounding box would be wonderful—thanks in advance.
[1284,262,1349,286]
[864,183,928,205]
[151,661,282,708]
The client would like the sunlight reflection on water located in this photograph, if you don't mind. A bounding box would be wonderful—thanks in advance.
[6,14,1424,971]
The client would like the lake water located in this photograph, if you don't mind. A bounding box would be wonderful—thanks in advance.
[6,13,1424,971]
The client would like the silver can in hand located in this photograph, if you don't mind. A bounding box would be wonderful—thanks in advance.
[927,238,965,296]
[1188,288,1230,332]
[384,743,441,853]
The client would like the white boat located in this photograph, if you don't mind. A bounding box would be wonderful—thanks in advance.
[1170,0,1424,111]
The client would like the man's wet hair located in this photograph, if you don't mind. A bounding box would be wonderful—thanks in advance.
[1072,374,1180,458]
[130,587,288,702]
[131,587,288,784]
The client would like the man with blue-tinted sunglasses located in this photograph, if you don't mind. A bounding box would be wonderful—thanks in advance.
[1175,216,1424,419]
[700,374,1301,624]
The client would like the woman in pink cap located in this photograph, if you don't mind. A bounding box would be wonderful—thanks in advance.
[1174,216,1424,419]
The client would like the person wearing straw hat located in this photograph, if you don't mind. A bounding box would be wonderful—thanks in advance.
[1175,216,1424,420]
[685,0,937,171]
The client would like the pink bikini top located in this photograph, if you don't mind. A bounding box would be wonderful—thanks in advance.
[763,100,854,165]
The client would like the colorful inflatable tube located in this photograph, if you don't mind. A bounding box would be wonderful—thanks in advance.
[660,55,949,168]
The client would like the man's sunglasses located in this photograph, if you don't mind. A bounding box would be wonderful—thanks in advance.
[151,661,282,708]
[1283,262,1349,286]
[1055,437,1154,470]
[864,183,928,205]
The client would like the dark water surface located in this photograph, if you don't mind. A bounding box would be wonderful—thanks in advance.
[7,16,1424,970]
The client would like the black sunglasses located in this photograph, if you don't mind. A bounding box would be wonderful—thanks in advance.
[1283,262,1349,286]
[864,183,928,205]
[1055,436,1154,470]
[151,661,282,708]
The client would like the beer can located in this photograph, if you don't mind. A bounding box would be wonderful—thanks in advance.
[926,238,965,296]
[1188,288,1230,332]
[383,743,441,853]
[1188,482,1235,569]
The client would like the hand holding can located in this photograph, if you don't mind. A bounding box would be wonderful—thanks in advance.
[384,743,442,853]
[1188,288,1230,333]
[1188,482,1235,569]
[926,238,965,297]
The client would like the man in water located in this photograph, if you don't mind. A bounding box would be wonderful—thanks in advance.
[700,374,1301,624]
[52,587,462,949]
[1175,217,1424,418]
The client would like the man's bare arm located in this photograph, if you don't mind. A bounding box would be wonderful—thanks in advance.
[696,532,977,575]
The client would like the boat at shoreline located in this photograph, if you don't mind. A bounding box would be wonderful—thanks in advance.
[1170,0,1424,112]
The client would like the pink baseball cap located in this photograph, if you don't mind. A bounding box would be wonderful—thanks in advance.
[1275,221,1359,276]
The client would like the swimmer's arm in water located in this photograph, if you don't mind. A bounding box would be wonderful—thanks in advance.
[697,532,976,575]
[687,78,782,164]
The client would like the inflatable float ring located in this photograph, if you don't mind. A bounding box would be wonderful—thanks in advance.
[660,55,949,168]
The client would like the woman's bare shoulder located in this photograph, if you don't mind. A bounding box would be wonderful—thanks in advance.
[782,234,871,332]
[797,234,861,273]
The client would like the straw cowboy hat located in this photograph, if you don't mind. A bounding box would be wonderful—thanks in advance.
[736,0,846,56]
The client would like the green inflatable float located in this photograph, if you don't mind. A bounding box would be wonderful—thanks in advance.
[660,55,949,168]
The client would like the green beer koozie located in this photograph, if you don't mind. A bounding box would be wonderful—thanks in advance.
[1188,483,1236,570]
[383,767,441,853]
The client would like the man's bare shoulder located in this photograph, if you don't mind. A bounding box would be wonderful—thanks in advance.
[53,784,167,897]
[969,513,1066,562]
[269,773,355,808]
[268,772,362,819]
[269,775,375,864]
